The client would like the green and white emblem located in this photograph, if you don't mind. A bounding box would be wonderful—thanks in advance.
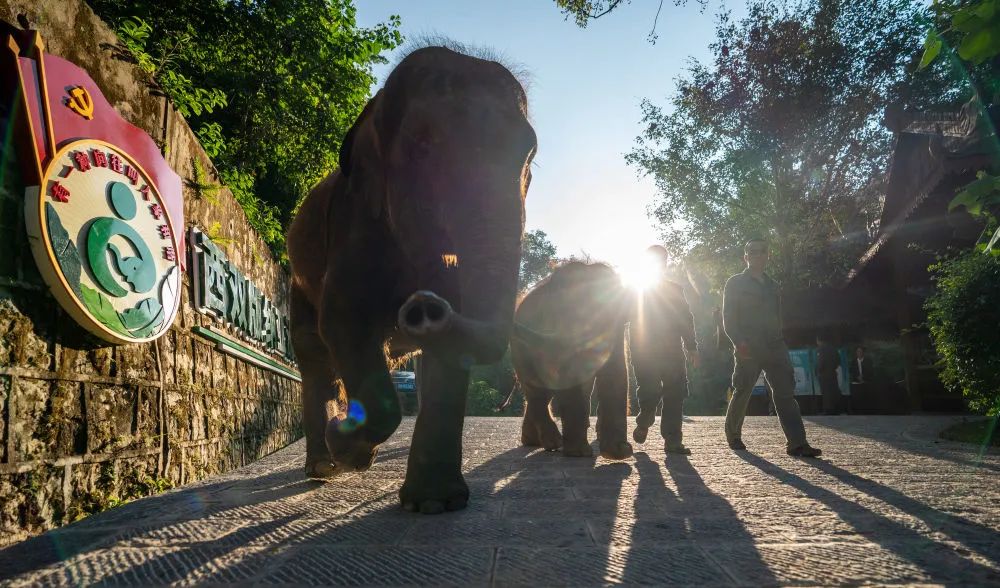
[26,139,181,344]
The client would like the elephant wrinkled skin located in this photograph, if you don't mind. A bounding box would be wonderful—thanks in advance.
[286,47,536,514]
[511,262,633,459]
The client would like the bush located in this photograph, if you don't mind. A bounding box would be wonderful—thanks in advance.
[926,252,1000,414]
[466,380,522,417]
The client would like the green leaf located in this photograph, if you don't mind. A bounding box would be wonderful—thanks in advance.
[120,297,164,338]
[949,173,1000,215]
[80,284,130,337]
[919,29,943,69]
[957,26,1000,64]
[975,0,998,20]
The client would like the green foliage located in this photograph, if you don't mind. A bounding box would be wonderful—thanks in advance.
[925,252,1000,414]
[468,351,522,416]
[90,0,402,257]
[519,230,559,292]
[188,157,221,204]
[627,0,931,289]
[466,379,522,416]
[918,0,1000,254]
[919,0,1000,69]
[222,168,286,261]
[555,0,632,27]
[114,17,228,118]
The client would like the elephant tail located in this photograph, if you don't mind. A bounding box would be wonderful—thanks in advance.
[495,375,521,412]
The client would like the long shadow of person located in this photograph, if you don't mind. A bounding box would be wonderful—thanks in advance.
[806,417,1000,474]
[620,452,779,586]
[805,458,1000,570]
[737,452,1000,585]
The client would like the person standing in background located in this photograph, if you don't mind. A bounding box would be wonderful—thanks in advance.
[816,333,843,415]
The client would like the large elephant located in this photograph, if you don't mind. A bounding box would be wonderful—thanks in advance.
[510,261,633,459]
[286,46,536,514]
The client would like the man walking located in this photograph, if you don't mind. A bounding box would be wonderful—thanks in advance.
[630,246,700,455]
[722,239,821,457]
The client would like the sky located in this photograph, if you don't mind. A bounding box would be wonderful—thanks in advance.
[355,0,744,270]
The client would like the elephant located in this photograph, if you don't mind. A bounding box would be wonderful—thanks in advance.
[285,46,537,514]
[510,261,634,459]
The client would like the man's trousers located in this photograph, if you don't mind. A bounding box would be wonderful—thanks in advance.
[634,358,687,446]
[725,343,808,449]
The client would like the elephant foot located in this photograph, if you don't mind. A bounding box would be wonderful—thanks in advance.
[305,456,337,479]
[600,440,634,460]
[325,418,379,473]
[562,438,594,457]
[399,462,469,514]
[523,417,562,451]
[538,419,563,451]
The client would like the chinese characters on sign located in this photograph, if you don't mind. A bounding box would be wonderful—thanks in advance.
[190,229,295,364]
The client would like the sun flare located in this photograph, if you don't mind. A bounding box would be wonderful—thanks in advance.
[617,254,663,292]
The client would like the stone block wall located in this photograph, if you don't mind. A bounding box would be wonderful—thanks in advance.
[0,0,302,545]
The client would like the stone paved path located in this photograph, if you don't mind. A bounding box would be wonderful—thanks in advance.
[1,416,999,586]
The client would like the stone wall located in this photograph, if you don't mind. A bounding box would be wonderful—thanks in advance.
[0,0,302,545]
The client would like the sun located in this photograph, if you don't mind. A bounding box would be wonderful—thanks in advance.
[617,253,663,291]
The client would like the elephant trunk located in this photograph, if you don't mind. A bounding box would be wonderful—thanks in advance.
[397,288,511,365]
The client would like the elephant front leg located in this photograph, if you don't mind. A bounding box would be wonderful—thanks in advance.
[322,326,402,473]
[595,332,632,460]
[399,351,470,514]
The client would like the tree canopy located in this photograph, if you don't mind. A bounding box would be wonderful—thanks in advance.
[626,0,936,288]
[519,229,559,293]
[88,0,402,258]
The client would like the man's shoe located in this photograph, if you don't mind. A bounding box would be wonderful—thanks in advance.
[632,426,648,444]
[728,439,747,451]
[787,444,822,458]
[665,443,692,455]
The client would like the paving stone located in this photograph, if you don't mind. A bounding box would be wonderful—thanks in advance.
[263,546,494,586]
[1,416,998,586]
[494,545,727,586]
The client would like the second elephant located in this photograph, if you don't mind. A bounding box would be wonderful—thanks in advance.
[510,261,633,459]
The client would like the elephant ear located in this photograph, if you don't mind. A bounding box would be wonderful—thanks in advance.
[339,91,385,220]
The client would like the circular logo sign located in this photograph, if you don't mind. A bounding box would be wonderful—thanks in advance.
[26,139,182,344]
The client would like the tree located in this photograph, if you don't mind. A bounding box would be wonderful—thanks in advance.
[88,0,402,258]
[919,0,1000,254]
[926,252,1000,414]
[554,0,683,42]
[519,229,559,292]
[626,0,933,289]
[556,0,635,26]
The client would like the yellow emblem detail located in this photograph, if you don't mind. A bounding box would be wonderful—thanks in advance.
[441,254,459,268]
[67,86,94,120]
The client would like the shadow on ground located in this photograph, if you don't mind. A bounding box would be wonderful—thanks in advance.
[2,416,998,586]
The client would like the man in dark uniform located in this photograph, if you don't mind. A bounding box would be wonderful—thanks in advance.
[849,345,873,413]
[816,333,842,415]
[630,246,700,454]
[722,239,821,457]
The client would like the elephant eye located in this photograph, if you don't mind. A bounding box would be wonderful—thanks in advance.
[404,127,433,160]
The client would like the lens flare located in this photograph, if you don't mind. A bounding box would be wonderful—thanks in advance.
[335,399,367,434]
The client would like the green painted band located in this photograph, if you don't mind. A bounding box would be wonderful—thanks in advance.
[192,326,301,381]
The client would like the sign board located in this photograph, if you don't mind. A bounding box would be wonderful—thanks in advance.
[5,31,184,344]
[189,228,295,364]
